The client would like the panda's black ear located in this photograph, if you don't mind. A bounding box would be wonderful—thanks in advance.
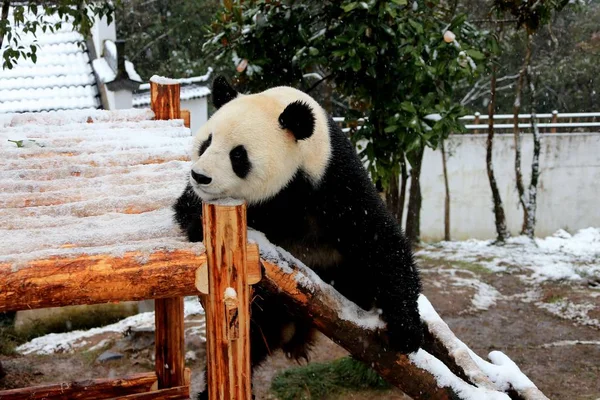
[278,100,316,141]
[212,76,238,109]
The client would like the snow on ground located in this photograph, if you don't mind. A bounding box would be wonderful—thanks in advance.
[418,228,600,284]
[16,297,204,355]
[418,228,600,328]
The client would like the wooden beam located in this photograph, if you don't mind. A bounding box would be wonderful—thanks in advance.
[0,250,204,312]
[108,386,190,399]
[202,201,252,400]
[0,372,157,400]
[0,247,260,313]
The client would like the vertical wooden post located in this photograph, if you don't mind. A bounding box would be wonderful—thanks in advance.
[150,77,185,390]
[150,77,181,120]
[551,110,558,134]
[474,112,480,134]
[181,109,191,129]
[203,200,252,400]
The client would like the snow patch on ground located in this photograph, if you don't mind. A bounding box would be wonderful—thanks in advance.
[536,299,600,328]
[422,268,502,312]
[17,297,204,355]
[418,228,600,284]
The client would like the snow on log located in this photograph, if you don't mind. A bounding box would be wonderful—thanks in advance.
[419,296,549,400]
[250,231,526,400]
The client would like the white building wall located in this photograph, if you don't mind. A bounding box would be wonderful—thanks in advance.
[182,97,208,135]
[415,133,600,241]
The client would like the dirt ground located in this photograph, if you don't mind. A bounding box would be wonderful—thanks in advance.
[1,251,599,399]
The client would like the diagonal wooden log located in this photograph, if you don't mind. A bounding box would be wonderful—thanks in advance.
[254,256,507,398]
[252,232,548,400]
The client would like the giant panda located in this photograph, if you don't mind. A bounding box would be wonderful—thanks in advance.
[174,77,423,397]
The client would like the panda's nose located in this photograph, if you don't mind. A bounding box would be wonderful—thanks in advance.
[191,170,212,185]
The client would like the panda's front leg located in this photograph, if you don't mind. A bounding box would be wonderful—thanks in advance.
[173,184,204,242]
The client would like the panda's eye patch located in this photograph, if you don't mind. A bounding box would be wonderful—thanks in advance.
[198,134,212,157]
[230,145,251,179]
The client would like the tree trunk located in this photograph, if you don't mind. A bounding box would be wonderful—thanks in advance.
[0,0,10,50]
[405,147,425,244]
[524,64,541,238]
[399,155,408,226]
[441,139,451,241]
[487,64,509,243]
[513,32,534,234]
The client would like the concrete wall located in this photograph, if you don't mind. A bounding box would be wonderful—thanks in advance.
[416,133,600,241]
[183,97,208,135]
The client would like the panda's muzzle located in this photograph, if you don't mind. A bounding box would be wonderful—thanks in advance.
[191,170,212,185]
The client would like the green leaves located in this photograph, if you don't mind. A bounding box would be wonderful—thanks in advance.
[203,0,481,179]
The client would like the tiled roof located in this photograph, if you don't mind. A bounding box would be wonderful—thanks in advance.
[0,10,100,114]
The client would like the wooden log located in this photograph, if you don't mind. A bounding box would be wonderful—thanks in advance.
[258,253,528,400]
[0,247,260,313]
[258,259,456,400]
[202,200,252,400]
[108,386,190,399]
[150,79,181,120]
[0,250,204,312]
[155,297,185,389]
[181,109,191,129]
[150,76,186,390]
[0,372,157,400]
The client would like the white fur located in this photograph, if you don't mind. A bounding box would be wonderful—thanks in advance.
[189,86,331,205]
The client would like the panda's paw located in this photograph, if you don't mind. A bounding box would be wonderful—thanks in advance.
[386,319,423,354]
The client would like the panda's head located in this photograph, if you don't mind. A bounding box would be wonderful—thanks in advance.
[189,77,331,204]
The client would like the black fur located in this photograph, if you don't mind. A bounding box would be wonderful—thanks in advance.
[278,100,316,141]
[230,145,251,178]
[174,115,423,399]
[198,134,212,157]
[212,76,238,109]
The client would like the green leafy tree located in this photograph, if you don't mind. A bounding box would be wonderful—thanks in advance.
[0,1,115,69]
[204,0,485,243]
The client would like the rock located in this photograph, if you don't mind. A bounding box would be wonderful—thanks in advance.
[97,351,124,363]
[0,360,6,379]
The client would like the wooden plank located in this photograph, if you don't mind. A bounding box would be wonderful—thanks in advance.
[0,372,157,400]
[108,386,189,399]
[203,201,252,400]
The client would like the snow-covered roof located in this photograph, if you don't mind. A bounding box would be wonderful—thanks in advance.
[92,39,142,88]
[0,109,198,268]
[133,84,211,107]
[0,9,100,114]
